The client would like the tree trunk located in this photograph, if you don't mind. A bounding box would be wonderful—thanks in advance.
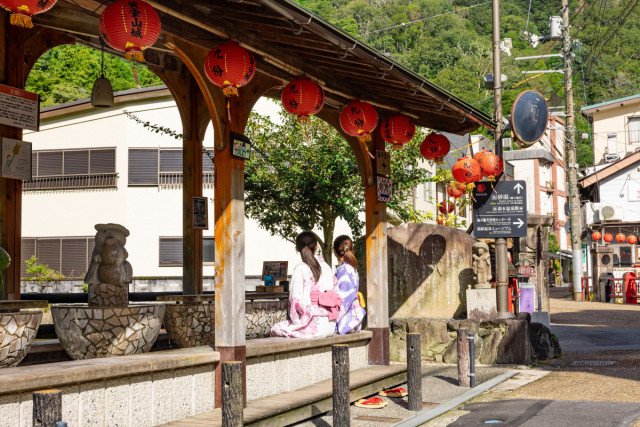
[321,211,337,267]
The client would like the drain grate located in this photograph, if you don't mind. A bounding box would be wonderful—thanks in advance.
[570,360,616,366]
[354,416,403,423]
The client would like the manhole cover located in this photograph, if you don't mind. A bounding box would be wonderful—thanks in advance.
[354,416,403,423]
[570,360,617,366]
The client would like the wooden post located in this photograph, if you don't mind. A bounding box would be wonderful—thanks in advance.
[365,132,390,365]
[332,344,350,426]
[32,389,61,427]
[457,328,470,387]
[222,362,243,427]
[0,14,24,300]
[406,333,422,411]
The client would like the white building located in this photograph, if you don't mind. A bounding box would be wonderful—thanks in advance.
[20,86,353,290]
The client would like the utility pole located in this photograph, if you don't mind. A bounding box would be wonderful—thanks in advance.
[492,0,512,319]
[562,0,584,301]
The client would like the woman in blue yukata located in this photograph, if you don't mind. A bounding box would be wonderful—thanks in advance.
[271,231,341,338]
[333,235,366,334]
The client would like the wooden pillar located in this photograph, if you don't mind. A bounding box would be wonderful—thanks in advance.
[183,78,203,295]
[0,14,24,300]
[365,132,389,365]
[214,94,247,408]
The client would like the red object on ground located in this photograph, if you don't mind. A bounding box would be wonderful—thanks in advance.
[627,235,638,245]
[99,0,161,62]
[508,277,520,313]
[625,272,638,304]
[447,182,467,198]
[281,77,325,122]
[379,115,415,147]
[616,233,626,243]
[0,0,58,28]
[339,100,378,143]
[592,231,602,241]
[478,152,504,179]
[452,157,482,183]
[204,40,256,96]
[420,133,450,163]
[603,233,613,243]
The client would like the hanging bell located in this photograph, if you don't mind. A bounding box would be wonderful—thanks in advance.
[91,77,114,108]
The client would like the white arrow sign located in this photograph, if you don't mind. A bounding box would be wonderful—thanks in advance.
[513,218,525,228]
[514,183,524,194]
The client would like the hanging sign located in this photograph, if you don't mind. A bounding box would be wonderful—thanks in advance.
[518,265,535,277]
[230,131,251,161]
[1,138,32,180]
[473,180,527,238]
[377,176,392,203]
[376,150,391,176]
[192,196,208,229]
[0,84,39,131]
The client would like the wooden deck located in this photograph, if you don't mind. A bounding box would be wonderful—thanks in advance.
[164,364,407,426]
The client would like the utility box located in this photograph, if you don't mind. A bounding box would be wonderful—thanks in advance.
[549,16,562,40]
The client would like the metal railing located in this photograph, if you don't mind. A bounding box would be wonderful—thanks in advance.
[23,173,118,191]
[159,172,214,189]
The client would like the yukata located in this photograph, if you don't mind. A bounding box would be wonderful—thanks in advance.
[271,256,337,338]
[335,262,366,335]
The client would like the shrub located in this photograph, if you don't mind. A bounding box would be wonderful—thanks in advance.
[25,256,66,283]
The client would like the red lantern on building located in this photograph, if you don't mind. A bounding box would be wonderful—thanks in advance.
[591,231,602,241]
[0,0,57,28]
[419,133,450,163]
[479,153,504,179]
[452,157,482,184]
[340,100,378,143]
[99,0,161,63]
[438,201,455,214]
[473,149,491,163]
[436,214,446,225]
[603,233,613,243]
[281,78,324,123]
[627,235,638,245]
[204,40,256,97]
[616,233,626,243]
[447,182,467,199]
[380,115,415,148]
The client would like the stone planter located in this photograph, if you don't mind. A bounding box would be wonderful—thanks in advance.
[51,304,165,360]
[0,310,42,368]
[163,302,215,348]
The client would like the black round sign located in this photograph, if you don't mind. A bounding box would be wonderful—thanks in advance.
[510,90,549,148]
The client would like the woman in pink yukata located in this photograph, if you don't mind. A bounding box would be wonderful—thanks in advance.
[271,231,340,338]
[333,235,366,335]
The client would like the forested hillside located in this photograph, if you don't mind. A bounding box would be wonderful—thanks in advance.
[25,0,640,167]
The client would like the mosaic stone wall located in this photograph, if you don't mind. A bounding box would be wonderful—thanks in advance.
[245,300,288,340]
[51,304,165,359]
[0,311,42,368]
[164,303,215,348]
[88,284,128,307]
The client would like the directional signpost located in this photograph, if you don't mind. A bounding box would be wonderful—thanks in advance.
[473,180,527,238]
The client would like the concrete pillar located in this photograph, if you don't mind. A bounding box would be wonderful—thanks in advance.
[592,245,614,302]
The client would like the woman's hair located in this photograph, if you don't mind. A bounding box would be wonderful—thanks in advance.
[296,231,321,282]
[333,235,358,269]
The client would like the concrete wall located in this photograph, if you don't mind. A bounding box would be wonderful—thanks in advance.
[598,162,640,223]
[387,223,475,319]
[589,99,640,165]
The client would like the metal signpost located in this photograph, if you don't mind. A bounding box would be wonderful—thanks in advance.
[473,180,528,239]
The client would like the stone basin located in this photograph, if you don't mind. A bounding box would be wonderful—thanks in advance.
[51,304,165,360]
[0,310,42,368]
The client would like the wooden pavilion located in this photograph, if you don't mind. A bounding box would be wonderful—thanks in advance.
[0,0,494,403]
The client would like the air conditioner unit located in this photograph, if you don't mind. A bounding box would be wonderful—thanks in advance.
[600,205,617,221]
[582,202,601,225]
[605,154,620,163]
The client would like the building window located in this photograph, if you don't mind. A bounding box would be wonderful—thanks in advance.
[24,149,116,191]
[129,149,214,188]
[129,149,159,186]
[629,117,640,144]
[159,237,215,266]
[21,237,94,279]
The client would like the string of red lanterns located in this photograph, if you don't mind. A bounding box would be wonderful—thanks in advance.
[452,157,482,184]
[0,0,58,28]
[447,182,467,199]
[281,77,325,123]
[380,115,415,149]
[420,133,450,163]
[340,100,378,143]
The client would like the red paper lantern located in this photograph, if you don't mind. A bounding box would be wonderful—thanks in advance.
[603,233,613,243]
[281,78,324,123]
[340,100,378,143]
[438,201,455,214]
[627,235,638,245]
[479,153,504,179]
[436,214,446,225]
[591,231,602,241]
[419,133,450,163]
[99,0,161,63]
[204,40,256,97]
[616,233,626,243]
[447,182,467,199]
[452,157,482,184]
[0,0,57,28]
[473,149,491,163]
[380,115,415,148]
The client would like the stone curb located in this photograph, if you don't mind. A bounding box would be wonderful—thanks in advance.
[393,370,520,427]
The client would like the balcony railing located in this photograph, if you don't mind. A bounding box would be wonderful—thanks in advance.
[23,173,119,191]
[159,172,215,189]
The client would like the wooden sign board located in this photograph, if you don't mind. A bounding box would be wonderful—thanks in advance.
[1,138,31,180]
[262,261,288,281]
[377,176,392,203]
[376,150,391,176]
[192,196,208,229]
[0,84,39,131]
[230,131,251,160]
